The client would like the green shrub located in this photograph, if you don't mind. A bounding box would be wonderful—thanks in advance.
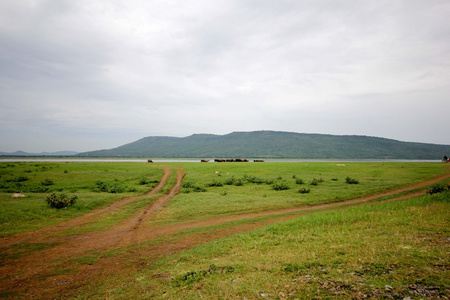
[243,175,265,184]
[139,178,159,185]
[6,176,28,183]
[233,179,244,186]
[295,178,304,185]
[46,192,77,209]
[139,178,149,185]
[93,180,124,193]
[224,176,236,185]
[299,187,310,194]
[94,180,109,192]
[310,178,319,186]
[427,183,449,195]
[30,185,50,193]
[272,182,290,191]
[41,179,54,186]
[206,180,223,187]
[182,182,207,193]
[345,177,359,184]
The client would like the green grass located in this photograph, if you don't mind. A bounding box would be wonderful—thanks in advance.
[150,162,447,224]
[1,162,446,236]
[1,161,449,299]
[63,167,180,235]
[98,191,449,299]
[0,162,164,236]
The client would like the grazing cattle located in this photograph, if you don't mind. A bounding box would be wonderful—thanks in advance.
[214,159,226,162]
[147,159,153,163]
[226,159,236,162]
[201,159,210,162]
[11,193,25,199]
[235,158,249,162]
[254,159,264,162]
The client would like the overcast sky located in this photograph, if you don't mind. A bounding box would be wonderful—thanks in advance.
[1,0,449,152]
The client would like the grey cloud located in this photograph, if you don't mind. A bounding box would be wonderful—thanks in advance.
[0,0,449,152]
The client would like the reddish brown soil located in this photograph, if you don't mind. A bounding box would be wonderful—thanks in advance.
[0,169,448,299]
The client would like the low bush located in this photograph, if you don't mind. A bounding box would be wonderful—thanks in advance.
[299,187,310,194]
[427,183,449,195]
[30,185,50,193]
[272,181,290,191]
[295,178,305,185]
[6,176,28,183]
[182,182,207,193]
[243,175,265,184]
[46,192,77,209]
[206,180,223,187]
[139,178,159,185]
[345,177,359,184]
[224,176,236,185]
[93,180,124,193]
[310,178,319,186]
[41,179,54,186]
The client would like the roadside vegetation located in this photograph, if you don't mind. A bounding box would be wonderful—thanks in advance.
[0,161,448,299]
[129,190,449,299]
[150,162,447,225]
[0,162,163,236]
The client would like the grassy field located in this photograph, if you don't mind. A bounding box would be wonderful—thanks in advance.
[95,192,449,299]
[0,161,446,236]
[0,162,164,236]
[152,162,447,224]
[0,161,448,299]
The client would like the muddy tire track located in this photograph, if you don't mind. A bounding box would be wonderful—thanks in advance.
[0,167,184,298]
[0,167,171,248]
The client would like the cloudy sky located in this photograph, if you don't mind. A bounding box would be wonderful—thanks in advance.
[1,0,449,152]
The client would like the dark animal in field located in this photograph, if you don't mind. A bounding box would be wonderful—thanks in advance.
[201,159,210,162]
[235,158,249,162]
[147,159,153,163]
[254,159,264,162]
[214,159,226,162]
[226,159,236,162]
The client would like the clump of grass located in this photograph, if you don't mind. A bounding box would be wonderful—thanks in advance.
[427,183,449,195]
[139,178,159,185]
[206,180,223,187]
[243,175,266,184]
[272,181,290,191]
[173,264,234,287]
[299,187,310,194]
[46,192,77,209]
[93,181,125,193]
[41,179,54,186]
[295,178,305,185]
[5,176,28,183]
[345,177,359,184]
[182,182,207,193]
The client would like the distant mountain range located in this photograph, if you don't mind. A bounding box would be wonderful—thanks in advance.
[77,131,450,159]
[0,150,79,157]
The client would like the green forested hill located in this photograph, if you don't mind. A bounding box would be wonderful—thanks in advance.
[77,131,450,159]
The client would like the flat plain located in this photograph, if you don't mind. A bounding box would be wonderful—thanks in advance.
[0,161,448,299]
